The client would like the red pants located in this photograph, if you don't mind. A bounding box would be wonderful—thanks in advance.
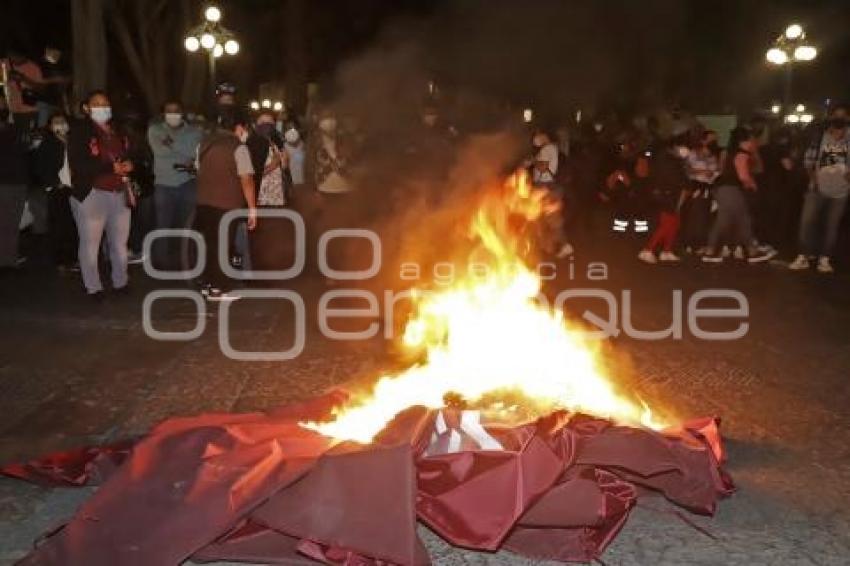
[645,212,680,252]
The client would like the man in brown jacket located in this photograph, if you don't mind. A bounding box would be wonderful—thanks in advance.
[194,110,256,301]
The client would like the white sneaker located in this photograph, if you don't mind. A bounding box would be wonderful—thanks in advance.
[721,245,731,258]
[206,288,241,302]
[788,255,810,271]
[747,248,778,264]
[816,256,834,274]
[638,250,657,264]
[733,246,745,260]
[555,243,574,259]
[659,251,681,262]
[702,254,724,264]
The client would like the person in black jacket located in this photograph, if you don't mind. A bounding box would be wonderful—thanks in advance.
[67,91,136,299]
[637,139,689,264]
[34,112,78,270]
[0,97,29,269]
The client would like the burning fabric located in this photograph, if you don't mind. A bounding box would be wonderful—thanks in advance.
[3,170,733,564]
[3,397,731,565]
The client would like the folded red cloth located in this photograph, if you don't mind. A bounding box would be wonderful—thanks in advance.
[3,394,732,565]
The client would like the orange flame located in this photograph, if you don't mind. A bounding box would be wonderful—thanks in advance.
[303,170,666,443]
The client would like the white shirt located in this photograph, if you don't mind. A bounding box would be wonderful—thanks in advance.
[58,147,71,187]
[284,142,306,185]
[533,143,559,184]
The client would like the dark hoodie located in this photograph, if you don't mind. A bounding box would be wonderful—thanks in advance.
[650,148,688,212]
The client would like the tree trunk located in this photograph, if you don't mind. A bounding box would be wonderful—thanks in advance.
[179,0,206,112]
[71,0,107,113]
[285,0,308,117]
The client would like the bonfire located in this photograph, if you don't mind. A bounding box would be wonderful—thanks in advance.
[304,170,663,443]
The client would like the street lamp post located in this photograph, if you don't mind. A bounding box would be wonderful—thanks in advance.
[184,5,239,91]
[766,23,817,114]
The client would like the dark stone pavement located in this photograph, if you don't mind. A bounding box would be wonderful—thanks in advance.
[0,236,849,565]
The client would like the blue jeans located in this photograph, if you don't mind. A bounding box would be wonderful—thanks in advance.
[153,180,197,268]
[798,191,848,258]
[71,189,131,293]
[707,185,754,250]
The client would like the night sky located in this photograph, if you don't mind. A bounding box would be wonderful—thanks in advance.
[3,0,848,116]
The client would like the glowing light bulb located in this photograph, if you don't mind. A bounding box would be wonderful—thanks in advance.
[766,48,788,65]
[785,24,803,40]
[184,36,200,52]
[212,44,224,58]
[794,45,817,61]
[200,33,216,50]
[205,6,221,23]
[224,40,239,55]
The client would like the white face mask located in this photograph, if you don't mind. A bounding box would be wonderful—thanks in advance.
[319,118,337,133]
[164,113,183,128]
[52,123,69,136]
[238,130,249,143]
[90,107,112,125]
[284,128,300,144]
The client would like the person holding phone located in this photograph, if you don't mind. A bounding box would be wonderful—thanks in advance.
[67,90,136,300]
[147,100,201,269]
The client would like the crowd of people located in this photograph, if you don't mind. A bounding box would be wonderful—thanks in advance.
[2,44,850,304]
[528,103,850,273]
[0,46,352,301]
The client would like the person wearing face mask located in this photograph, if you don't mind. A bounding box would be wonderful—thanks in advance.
[283,126,306,193]
[529,128,573,259]
[638,138,690,264]
[0,96,29,269]
[702,127,777,265]
[760,127,804,254]
[246,111,293,276]
[67,90,137,299]
[680,130,720,254]
[310,110,351,195]
[194,109,256,301]
[248,111,288,205]
[147,100,202,269]
[34,112,78,271]
[789,116,850,273]
[602,136,651,236]
[304,109,354,282]
[36,46,70,128]
[212,82,238,127]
